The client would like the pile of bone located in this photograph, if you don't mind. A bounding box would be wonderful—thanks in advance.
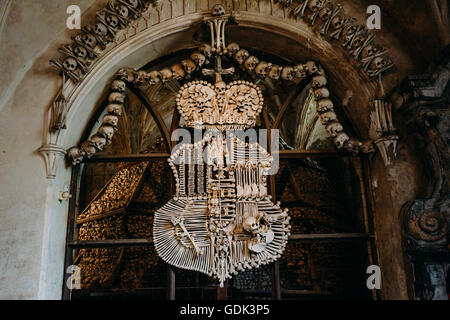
[78,216,126,241]
[126,215,154,238]
[120,247,158,290]
[77,248,122,289]
[67,79,127,165]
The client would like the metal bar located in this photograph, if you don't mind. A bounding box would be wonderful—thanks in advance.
[68,239,153,248]
[272,262,281,300]
[168,268,176,300]
[83,152,170,163]
[62,165,81,300]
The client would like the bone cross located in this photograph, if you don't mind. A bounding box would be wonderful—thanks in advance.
[171,215,202,256]
[202,56,234,84]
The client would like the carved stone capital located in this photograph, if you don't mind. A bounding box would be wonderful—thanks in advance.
[38,144,67,179]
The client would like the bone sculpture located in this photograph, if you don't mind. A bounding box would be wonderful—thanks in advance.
[153,5,290,287]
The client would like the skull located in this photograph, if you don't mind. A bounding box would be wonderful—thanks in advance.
[215,81,226,95]
[334,132,350,149]
[243,216,260,234]
[107,103,122,116]
[63,57,78,71]
[244,56,259,72]
[343,24,357,39]
[160,68,173,82]
[281,66,294,81]
[317,98,334,112]
[67,147,85,165]
[108,92,125,104]
[319,6,332,20]
[190,52,206,67]
[305,60,319,75]
[80,141,96,158]
[106,15,119,28]
[211,4,225,16]
[331,15,344,29]
[171,64,185,80]
[268,65,282,80]
[362,44,378,58]
[311,75,327,88]
[73,46,87,59]
[319,111,337,124]
[97,125,115,143]
[135,70,149,85]
[81,33,97,48]
[235,49,249,65]
[226,42,240,57]
[198,43,212,59]
[307,0,322,12]
[293,64,307,79]
[370,56,386,71]
[325,121,344,137]
[93,22,108,36]
[116,67,136,83]
[102,114,119,127]
[111,79,126,92]
[255,61,272,77]
[314,87,330,99]
[181,59,196,74]
[149,70,162,85]
[116,5,129,18]
[352,35,366,49]
[345,138,362,154]
[90,134,107,151]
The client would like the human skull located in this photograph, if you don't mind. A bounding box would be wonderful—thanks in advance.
[333,132,350,149]
[211,4,225,16]
[111,79,126,92]
[108,92,125,104]
[268,65,282,80]
[215,81,226,95]
[319,111,337,124]
[116,67,136,83]
[293,64,307,79]
[81,33,97,48]
[181,59,196,74]
[317,98,334,112]
[243,216,260,234]
[90,134,107,151]
[362,44,378,59]
[235,49,249,65]
[171,64,185,80]
[135,70,149,85]
[331,15,344,29]
[345,138,362,154]
[255,61,272,77]
[305,60,319,75]
[281,66,294,81]
[73,46,87,59]
[311,75,327,88]
[106,15,119,28]
[244,56,259,72]
[63,57,78,71]
[97,125,115,143]
[80,141,96,158]
[198,43,212,59]
[226,42,240,57]
[370,56,387,71]
[314,87,330,99]
[319,6,332,20]
[116,5,129,18]
[102,114,119,127]
[93,22,108,36]
[325,121,344,137]
[148,70,161,85]
[190,52,206,67]
[107,103,122,116]
[67,147,85,165]
[160,68,173,82]
[307,0,322,12]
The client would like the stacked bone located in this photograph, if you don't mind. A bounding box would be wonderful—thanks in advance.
[67,79,127,165]
[78,216,126,241]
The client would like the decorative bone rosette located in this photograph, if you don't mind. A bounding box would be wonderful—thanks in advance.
[153,5,290,287]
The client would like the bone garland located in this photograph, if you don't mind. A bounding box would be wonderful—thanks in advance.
[277,0,395,78]
[67,79,126,165]
[50,0,154,83]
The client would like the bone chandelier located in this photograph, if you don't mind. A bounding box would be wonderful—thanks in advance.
[152,6,291,286]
